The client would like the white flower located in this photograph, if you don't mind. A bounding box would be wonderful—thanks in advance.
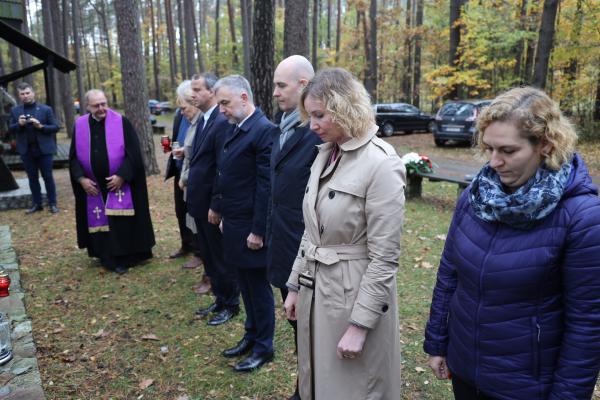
[401,152,421,165]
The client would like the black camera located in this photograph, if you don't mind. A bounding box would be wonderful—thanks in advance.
[24,114,32,123]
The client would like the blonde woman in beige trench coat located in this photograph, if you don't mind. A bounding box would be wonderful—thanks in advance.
[284,68,405,400]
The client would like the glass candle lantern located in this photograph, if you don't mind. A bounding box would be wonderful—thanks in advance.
[0,313,12,365]
[0,270,10,297]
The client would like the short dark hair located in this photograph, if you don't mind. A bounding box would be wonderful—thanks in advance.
[191,73,218,91]
[16,82,33,92]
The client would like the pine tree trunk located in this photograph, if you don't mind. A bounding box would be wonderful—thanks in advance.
[335,0,341,61]
[149,0,161,99]
[72,0,85,112]
[532,0,559,89]
[448,0,467,99]
[192,0,205,73]
[165,0,178,86]
[177,0,186,78]
[311,0,318,68]
[402,0,412,102]
[20,0,33,84]
[41,3,59,111]
[182,0,197,76]
[513,0,528,82]
[114,0,159,175]
[215,0,221,75]
[283,0,309,58]
[412,0,423,107]
[251,0,274,118]
[326,0,331,48]
[226,0,239,67]
[364,0,377,102]
[49,0,73,134]
[594,73,600,121]
[241,0,252,80]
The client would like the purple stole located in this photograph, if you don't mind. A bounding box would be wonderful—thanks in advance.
[75,109,135,233]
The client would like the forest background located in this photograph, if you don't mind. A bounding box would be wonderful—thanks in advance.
[1,0,600,172]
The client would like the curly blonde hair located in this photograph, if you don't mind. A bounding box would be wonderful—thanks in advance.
[299,68,375,139]
[476,86,577,170]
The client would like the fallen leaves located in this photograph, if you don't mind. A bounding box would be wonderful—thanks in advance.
[138,378,154,390]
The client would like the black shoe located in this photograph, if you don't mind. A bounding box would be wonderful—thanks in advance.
[114,265,128,274]
[208,307,239,326]
[222,338,254,358]
[49,205,59,214]
[25,205,43,214]
[195,302,219,318]
[233,351,274,372]
[288,393,301,400]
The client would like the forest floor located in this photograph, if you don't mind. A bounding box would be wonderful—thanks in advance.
[2,117,600,399]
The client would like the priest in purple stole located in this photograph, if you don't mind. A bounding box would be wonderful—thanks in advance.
[69,90,155,274]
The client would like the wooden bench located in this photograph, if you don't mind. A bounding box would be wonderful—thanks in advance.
[152,124,166,135]
[406,171,473,199]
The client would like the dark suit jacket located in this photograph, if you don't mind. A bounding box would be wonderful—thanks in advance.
[9,102,59,155]
[266,123,321,288]
[164,109,184,181]
[217,108,277,269]
[186,107,231,219]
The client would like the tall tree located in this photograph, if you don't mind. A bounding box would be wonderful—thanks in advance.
[226,0,239,67]
[214,0,221,75]
[72,0,85,111]
[364,0,377,101]
[149,0,161,99]
[594,74,600,121]
[402,0,413,102]
[91,0,118,105]
[532,0,559,89]
[183,0,197,77]
[523,3,539,83]
[240,0,252,79]
[251,0,274,118]
[335,0,341,61]
[513,0,528,82]
[191,0,205,73]
[19,0,33,84]
[114,0,159,175]
[412,0,423,107]
[326,0,332,48]
[311,0,318,67]
[283,0,309,58]
[165,0,178,86]
[448,0,468,98]
[177,0,186,78]
[41,2,59,111]
[49,0,74,134]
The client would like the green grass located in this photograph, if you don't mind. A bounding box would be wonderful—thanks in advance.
[4,136,599,398]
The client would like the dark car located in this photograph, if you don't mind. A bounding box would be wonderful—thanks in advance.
[374,103,434,137]
[432,100,491,146]
[148,99,161,115]
[158,101,173,112]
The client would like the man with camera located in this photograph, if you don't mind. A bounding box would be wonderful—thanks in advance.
[9,82,60,214]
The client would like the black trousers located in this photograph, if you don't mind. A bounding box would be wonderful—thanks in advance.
[194,217,239,308]
[279,287,298,350]
[452,375,498,400]
[173,175,198,253]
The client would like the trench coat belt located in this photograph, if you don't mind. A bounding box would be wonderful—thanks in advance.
[304,242,369,266]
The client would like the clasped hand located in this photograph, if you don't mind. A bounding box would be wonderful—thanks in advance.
[246,233,263,250]
[106,175,124,191]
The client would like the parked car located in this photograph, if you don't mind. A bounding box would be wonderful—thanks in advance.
[157,101,173,112]
[148,99,161,115]
[374,103,434,137]
[432,99,491,146]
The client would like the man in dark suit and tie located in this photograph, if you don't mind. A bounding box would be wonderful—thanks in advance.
[186,73,240,326]
[9,82,60,214]
[269,55,320,400]
[213,75,278,372]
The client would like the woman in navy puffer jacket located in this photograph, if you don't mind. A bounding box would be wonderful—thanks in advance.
[424,87,600,400]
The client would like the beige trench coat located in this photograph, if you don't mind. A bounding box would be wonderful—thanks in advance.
[287,126,405,400]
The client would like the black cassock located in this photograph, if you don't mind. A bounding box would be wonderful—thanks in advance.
[69,116,155,269]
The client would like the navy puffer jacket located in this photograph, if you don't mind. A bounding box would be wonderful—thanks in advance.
[424,154,600,399]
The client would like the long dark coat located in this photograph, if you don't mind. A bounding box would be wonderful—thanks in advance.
[266,123,321,288]
[216,109,277,269]
[69,115,155,257]
[186,108,231,219]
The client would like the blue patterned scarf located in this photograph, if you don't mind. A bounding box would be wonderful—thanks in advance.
[469,160,572,230]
